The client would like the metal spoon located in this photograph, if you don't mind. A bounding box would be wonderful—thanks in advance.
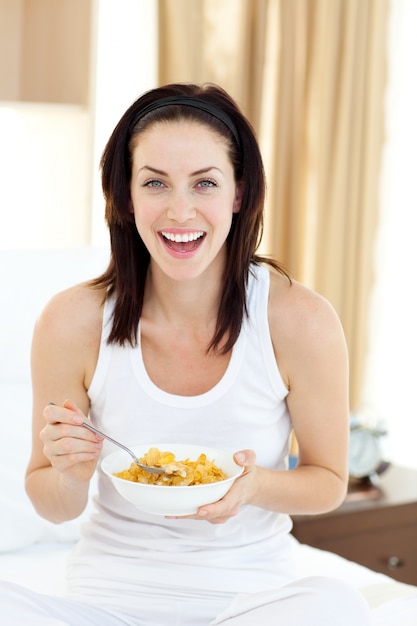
[82,422,182,475]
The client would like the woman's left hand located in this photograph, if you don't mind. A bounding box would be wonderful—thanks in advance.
[166,449,257,524]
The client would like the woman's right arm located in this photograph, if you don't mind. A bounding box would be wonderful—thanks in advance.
[25,284,104,524]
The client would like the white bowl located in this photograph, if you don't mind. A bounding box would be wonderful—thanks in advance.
[101,443,244,516]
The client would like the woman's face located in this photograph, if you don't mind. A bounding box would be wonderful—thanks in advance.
[129,120,241,282]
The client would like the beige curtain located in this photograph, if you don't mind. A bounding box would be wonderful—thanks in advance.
[158,0,388,410]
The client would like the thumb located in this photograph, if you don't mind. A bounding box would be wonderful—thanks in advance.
[233,449,256,467]
[63,399,79,411]
[63,399,86,421]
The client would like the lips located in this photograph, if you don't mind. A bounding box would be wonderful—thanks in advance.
[160,230,206,253]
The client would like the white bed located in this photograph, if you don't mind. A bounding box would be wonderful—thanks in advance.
[1,247,416,625]
[1,540,417,626]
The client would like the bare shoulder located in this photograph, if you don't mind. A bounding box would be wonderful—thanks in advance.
[34,281,105,344]
[268,270,343,333]
[267,269,347,385]
[31,282,107,402]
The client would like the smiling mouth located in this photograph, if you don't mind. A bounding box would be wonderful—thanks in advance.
[160,231,206,252]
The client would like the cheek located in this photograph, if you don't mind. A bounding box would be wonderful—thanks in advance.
[211,208,235,241]
[132,215,153,251]
[131,202,161,246]
[132,210,149,235]
[130,194,157,223]
[128,185,135,213]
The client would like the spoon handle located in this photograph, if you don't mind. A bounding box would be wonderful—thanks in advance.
[82,421,138,463]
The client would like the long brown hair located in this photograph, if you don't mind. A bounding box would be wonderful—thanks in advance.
[91,83,288,353]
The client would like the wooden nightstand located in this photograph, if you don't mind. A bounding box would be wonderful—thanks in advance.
[291,465,417,585]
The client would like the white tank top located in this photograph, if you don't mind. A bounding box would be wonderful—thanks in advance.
[72,264,296,596]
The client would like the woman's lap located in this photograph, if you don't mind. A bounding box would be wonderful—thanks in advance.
[212,576,371,625]
[0,576,371,626]
[0,581,127,626]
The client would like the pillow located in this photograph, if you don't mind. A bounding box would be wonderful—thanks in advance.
[0,247,109,383]
[0,248,108,550]
[0,382,94,552]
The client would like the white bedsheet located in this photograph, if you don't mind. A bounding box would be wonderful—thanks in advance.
[0,543,69,595]
[0,538,416,625]
[292,539,417,624]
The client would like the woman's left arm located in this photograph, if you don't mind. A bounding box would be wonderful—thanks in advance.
[248,274,350,515]
[189,275,350,523]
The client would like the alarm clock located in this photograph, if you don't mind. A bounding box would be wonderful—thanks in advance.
[348,422,388,479]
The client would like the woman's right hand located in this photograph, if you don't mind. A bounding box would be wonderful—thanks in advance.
[40,399,104,486]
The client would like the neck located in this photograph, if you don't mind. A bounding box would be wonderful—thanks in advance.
[143,261,224,329]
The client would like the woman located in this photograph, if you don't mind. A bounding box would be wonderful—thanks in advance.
[4,83,370,624]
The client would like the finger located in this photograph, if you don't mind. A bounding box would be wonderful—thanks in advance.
[42,402,101,446]
[42,426,103,469]
[62,398,84,420]
[166,511,235,524]
[44,400,84,426]
[42,421,102,446]
[47,446,101,474]
[233,449,256,468]
[194,495,240,522]
[46,437,102,459]
[166,494,238,521]
[63,398,87,425]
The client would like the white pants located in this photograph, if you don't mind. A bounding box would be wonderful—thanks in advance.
[0,576,371,626]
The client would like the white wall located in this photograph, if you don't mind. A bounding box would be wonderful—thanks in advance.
[0,0,158,251]
[361,0,417,469]
[0,102,91,249]
[89,0,158,246]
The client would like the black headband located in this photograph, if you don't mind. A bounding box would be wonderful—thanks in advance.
[130,95,241,149]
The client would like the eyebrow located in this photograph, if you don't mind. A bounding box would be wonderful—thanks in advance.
[138,165,222,176]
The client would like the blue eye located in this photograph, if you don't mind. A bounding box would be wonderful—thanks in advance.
[145,179,164,188]
[198,179,217,188]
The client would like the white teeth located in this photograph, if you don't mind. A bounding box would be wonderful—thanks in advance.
[161,231,204,243]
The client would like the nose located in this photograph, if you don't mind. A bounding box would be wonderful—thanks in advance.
[166,189,196,222]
